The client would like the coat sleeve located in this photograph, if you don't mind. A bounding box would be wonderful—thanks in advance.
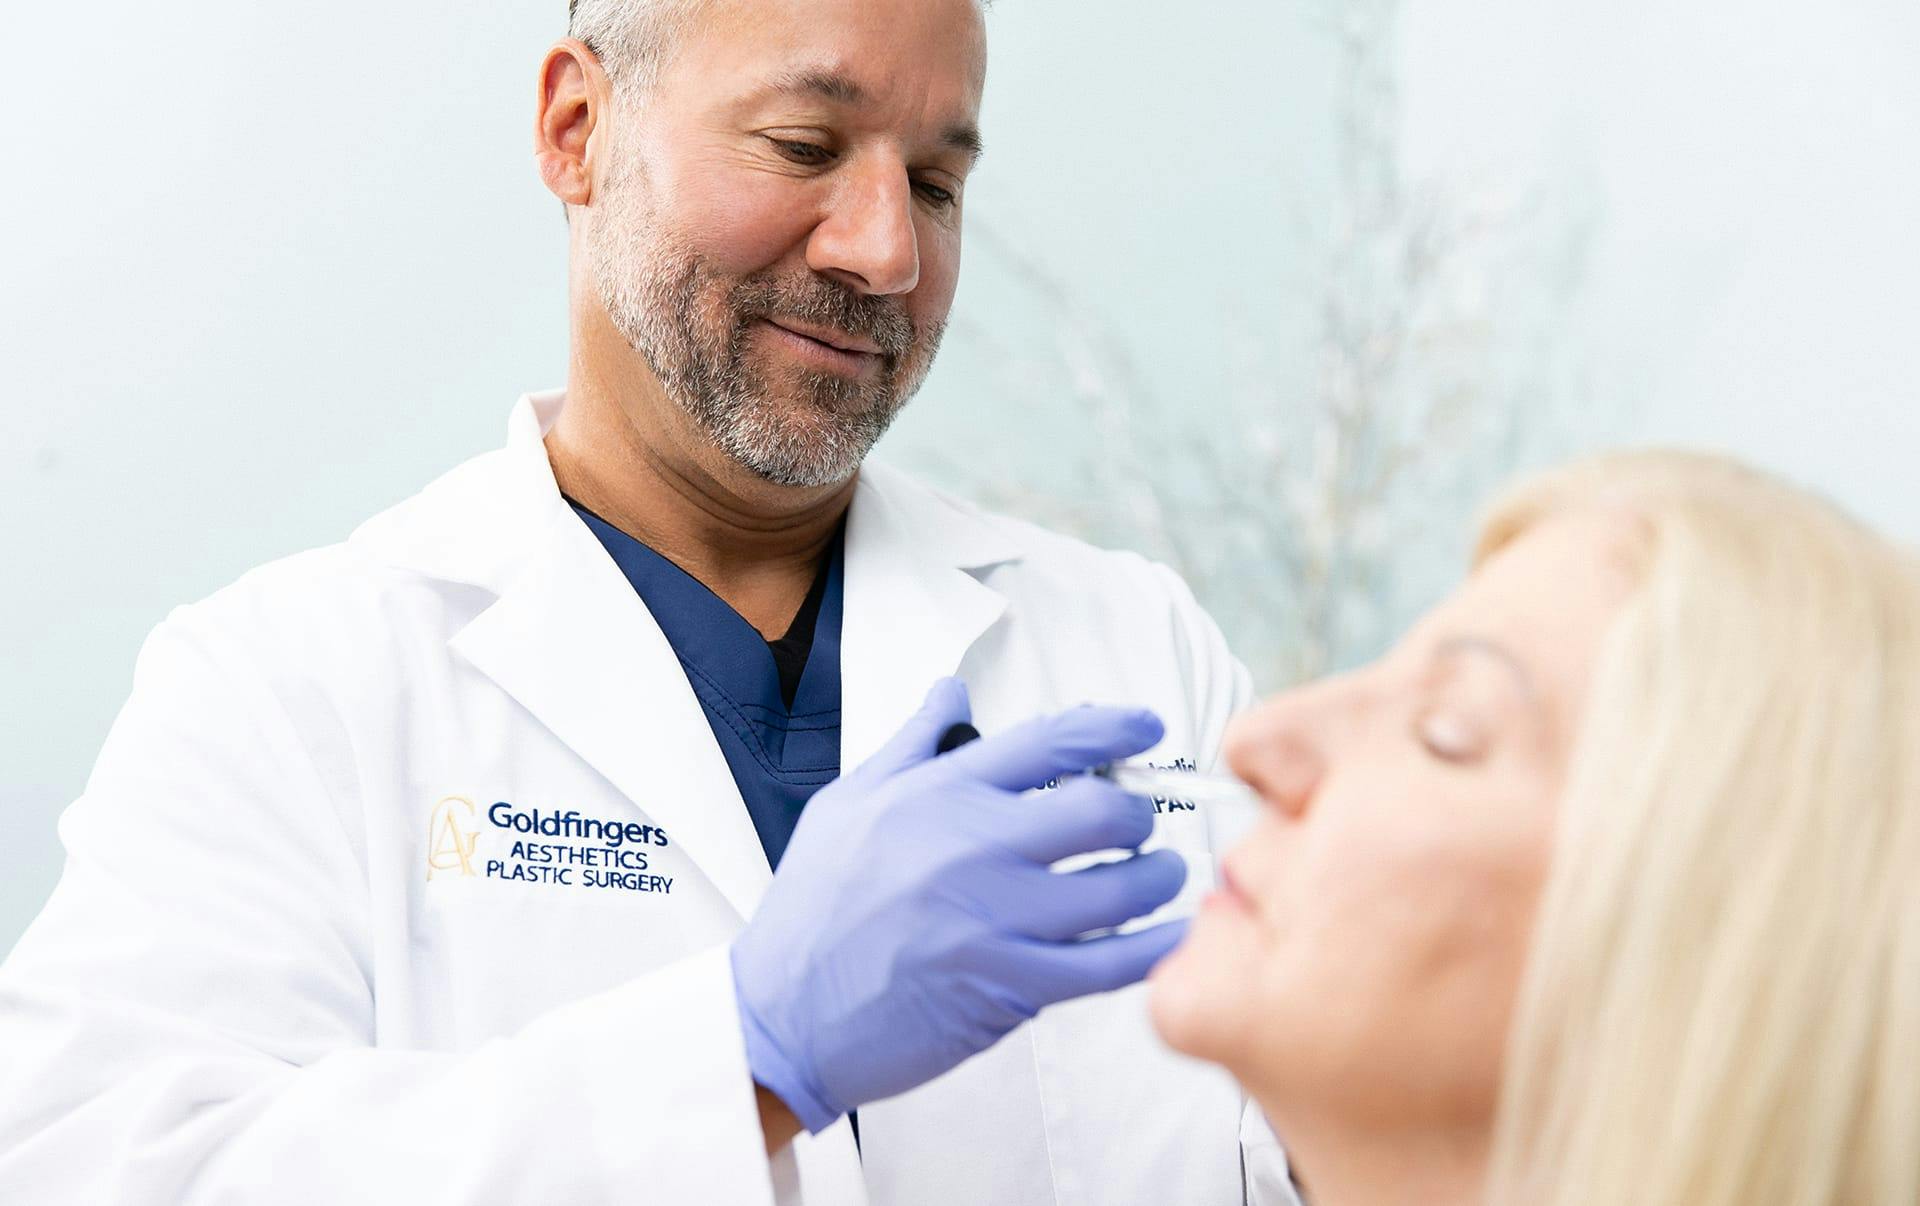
[0,612,777,1205]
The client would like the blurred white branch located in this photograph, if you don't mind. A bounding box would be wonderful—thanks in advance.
[914,0,1590,689]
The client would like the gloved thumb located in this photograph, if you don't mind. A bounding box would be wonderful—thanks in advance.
[857,677,972,780]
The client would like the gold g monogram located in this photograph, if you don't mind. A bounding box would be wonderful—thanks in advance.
[426,795,480,881]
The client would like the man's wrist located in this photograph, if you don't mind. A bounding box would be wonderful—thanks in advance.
[755,1083,804,1155]
[735,994,841,1133]
[731,946,843,1133]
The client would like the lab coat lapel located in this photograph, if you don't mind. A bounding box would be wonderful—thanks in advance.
[361,395,1025,923]
[839,464,1017,771]
[438,399,774,925]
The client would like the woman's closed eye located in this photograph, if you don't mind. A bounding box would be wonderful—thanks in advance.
[1415,707,1491,765]
[1410,635,1545,766]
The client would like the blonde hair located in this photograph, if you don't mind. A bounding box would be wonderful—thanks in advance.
[1479,451,1920,1205]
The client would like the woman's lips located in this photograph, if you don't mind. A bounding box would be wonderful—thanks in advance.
[1205,860,1259,918]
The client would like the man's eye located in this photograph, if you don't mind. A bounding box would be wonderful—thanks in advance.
[915,181,957,208]
[771,139,833,164]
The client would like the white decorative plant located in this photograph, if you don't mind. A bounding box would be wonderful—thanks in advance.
[906,0,1591,690]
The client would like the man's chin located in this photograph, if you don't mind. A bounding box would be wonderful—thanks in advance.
[709,411,879,490]
[727,447,867,490]
[748,365,909,428]
[741,353,890,411]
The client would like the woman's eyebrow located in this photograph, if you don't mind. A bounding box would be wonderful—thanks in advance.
[1431,635,1542,705]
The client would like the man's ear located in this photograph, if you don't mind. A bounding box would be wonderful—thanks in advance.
[535,38,607,209]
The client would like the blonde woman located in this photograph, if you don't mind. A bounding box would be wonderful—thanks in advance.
[1150,451,1920,1205]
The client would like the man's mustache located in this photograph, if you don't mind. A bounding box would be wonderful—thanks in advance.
[730,273,917,360]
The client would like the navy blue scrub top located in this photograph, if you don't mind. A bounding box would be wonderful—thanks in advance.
[570,500,844,871]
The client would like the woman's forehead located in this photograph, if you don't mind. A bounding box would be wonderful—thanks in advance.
[1423,513,1642,698]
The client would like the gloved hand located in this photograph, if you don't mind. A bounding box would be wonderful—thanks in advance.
[731,677,1188,1134]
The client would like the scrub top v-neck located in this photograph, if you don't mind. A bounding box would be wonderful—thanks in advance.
[568,499,844,872]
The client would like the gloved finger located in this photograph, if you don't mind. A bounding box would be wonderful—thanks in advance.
[998,776,1157,864]
[1018,918,1192,1006]
[855,678,973,780]
[1008,850,1188,941]
[941,705,1165,793]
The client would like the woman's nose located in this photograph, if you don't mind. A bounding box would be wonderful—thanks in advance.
[1222,690,1329,820]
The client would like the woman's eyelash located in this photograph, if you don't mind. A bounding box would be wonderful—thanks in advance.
[1415,710,1485,764]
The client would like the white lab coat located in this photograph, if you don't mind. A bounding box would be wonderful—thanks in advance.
[0,391,1295,1205]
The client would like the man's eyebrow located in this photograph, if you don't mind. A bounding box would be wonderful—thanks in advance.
[1432,636,1541,704]
[941,122,985,164]
[768,67,866,105]
[761,67,985,165]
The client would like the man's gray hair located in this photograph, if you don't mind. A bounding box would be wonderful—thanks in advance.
[569,0,988,100]
[567,0,712,100]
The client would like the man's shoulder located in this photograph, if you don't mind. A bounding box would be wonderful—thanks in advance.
[164,449,516,669]
[159,544,461,688]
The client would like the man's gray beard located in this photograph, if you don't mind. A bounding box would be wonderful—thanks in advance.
[589,160,944,488]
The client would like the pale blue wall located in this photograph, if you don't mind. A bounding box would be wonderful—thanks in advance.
[1398,0,1920,537]
[5,0,1918,950]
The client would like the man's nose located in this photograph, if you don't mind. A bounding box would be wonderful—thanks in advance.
[805,160,922,297]
[1222,683,1340,820]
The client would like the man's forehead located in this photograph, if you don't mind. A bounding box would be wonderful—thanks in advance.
[695,0,986,100]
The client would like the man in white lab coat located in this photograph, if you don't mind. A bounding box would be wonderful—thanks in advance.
[0,0,1296,1202]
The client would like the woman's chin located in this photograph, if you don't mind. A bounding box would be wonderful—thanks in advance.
[1147,923,1244,1062]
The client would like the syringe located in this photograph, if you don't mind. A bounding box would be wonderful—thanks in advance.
[933,722,1262,814]
[1093,762,1261,811]
[932,723,1261,877]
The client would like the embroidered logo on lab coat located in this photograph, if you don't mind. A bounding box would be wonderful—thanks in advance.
[429,801,679,896]
[1141,758,1202,812]
[426,795,481,880]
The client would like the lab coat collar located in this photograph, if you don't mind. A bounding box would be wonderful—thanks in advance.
[346,391,568,594]
[352,390,1020,920]
[838,461,1014,771]
[353,390,1026,593]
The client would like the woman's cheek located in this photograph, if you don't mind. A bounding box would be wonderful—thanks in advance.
[1281,812,1463,984]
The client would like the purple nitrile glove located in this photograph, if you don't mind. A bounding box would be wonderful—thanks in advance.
[730,678,1187,1133]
